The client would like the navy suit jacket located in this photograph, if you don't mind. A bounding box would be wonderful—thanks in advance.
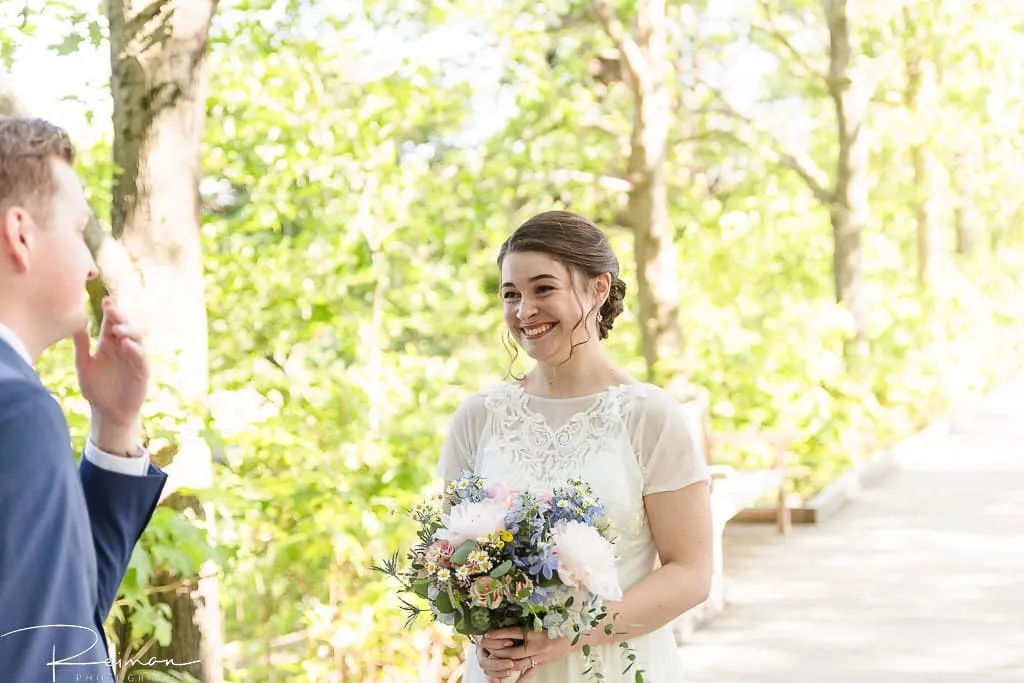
[0,339,167,682]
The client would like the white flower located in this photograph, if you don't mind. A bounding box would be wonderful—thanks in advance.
[434,498,508,547]
[550,520,622,601]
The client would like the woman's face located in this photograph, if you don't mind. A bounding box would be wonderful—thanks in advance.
[500,250,606,363]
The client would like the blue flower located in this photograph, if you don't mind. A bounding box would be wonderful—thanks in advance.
[505,500,528,534]
[450,470,488,504]
[527,548,558,581]
[529,585,557,607]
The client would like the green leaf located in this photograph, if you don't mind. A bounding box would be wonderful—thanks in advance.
[450,540,476,564]
[489,559,513,578]
[435,590,455,614]
[52,33,84,55]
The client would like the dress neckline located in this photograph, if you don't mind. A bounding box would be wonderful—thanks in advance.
[510,381,639,402]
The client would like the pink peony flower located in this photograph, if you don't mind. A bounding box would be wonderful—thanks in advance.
[550,520,622,601]
[506,575,534,600]
[486,481,520,509]
[425,540,454,567]
[468,576,504,608]
[486,481,513,500]
[434,498,508,547]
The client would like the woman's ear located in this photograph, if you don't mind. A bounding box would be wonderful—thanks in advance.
[594,272,611,307]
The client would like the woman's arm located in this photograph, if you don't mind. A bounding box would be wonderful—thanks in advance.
[582,479,713,646]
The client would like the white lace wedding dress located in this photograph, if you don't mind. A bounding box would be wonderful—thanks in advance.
[438,381,710,683]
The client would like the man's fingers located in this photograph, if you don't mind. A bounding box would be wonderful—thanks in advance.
[111,323,144,343]
[72,328,91,368]
[118,339,148,375]
[99,297,136,334]
[121,338,146,359]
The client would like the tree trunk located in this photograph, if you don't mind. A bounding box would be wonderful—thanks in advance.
[911,144,939,285]
[106,0,222,681]
[903,7,940,287]
[825,0,869,358]
[593,0,690,392]
[952,148,980,257]
[629,0,683,382]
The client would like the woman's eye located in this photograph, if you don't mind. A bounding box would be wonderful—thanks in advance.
[536,286,553,294]
[503,291,520,300]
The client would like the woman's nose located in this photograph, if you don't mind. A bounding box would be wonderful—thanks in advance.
[517,297,537,321]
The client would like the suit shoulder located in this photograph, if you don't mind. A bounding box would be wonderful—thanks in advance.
[0,380,69,463]
[0,375,59,416]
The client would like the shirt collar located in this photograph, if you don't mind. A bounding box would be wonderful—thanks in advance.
[0,322,33,367]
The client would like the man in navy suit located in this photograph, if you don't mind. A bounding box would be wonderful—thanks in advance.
[0,117,168,681]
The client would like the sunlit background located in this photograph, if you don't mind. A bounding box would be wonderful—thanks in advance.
[2,0,1023,680]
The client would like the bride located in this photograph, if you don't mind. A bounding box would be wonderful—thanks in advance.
[437,210,712,682]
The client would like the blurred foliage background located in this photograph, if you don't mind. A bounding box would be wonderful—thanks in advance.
[3,0,1022,680]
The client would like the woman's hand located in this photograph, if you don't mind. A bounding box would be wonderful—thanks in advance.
[480,627,579,681]
[476,636,516,682]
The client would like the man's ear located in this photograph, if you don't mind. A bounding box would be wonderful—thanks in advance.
[0,206,32,273]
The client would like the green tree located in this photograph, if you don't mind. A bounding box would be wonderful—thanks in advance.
[104,0,223,679]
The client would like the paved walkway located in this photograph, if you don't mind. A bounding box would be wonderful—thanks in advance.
[680,378,1024,683]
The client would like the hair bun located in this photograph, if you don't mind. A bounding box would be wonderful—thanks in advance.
[598,277,626,339]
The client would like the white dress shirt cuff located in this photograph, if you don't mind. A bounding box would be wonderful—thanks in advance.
[84,440,151,476]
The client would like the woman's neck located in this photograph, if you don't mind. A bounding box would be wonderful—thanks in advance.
[523,342,630,398]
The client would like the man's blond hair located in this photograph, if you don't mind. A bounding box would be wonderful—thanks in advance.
[0,117,76,221]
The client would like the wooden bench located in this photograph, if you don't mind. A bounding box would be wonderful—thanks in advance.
[671,401,795,642]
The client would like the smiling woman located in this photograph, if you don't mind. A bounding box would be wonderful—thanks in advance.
[496,211,628,388]
[435,210,713,682]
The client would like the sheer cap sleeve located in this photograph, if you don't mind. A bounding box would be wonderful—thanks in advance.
[437,391,488,483]
[628,385,711,495]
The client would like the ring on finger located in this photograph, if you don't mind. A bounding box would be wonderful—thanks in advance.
[529,656,537,669]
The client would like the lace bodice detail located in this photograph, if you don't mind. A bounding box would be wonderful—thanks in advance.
[481,383,639,489]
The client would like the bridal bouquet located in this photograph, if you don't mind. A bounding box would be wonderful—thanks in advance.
[375,471,641,678]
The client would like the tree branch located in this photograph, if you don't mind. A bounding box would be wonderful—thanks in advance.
[590,0,648,88]
[777,151,834,205]
[580,117,625,139]
[546,169,631,193]
[751,0,828,80]
[667,127,751,149]
[705,93,834,205]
